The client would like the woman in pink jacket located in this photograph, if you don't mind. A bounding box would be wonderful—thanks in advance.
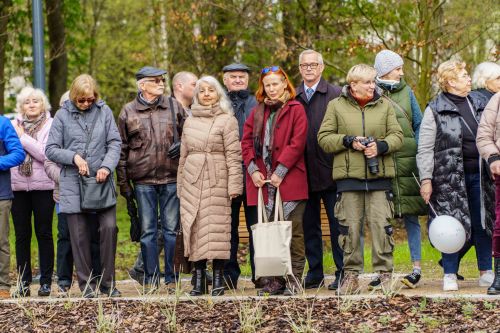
[10,87,55,298]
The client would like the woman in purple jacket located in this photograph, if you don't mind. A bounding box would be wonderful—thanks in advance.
[10,87,55,297]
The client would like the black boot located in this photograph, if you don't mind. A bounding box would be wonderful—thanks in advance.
[211,268,225,296]
[190,269,208,296]
[487,257,500,295]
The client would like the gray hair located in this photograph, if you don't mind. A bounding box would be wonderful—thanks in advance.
[15,86,51,114]
[222,71,249,80]
[472,62,500,89]
[136,78,148,91]
[193,75,232,115]
[298,49,324,65]
[172,71,197,88]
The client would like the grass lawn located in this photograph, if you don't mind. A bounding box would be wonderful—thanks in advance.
[9,197,483,281]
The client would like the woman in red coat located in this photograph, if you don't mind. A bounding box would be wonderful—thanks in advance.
[241,66,308,296]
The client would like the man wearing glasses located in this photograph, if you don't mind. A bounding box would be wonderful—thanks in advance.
[295,50,344,290]
[117,66,187,291]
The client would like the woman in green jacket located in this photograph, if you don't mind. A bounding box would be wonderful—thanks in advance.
[318,64,403,295]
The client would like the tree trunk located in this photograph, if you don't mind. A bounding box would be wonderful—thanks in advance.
[45,0,68,114]
[0,0,13,115]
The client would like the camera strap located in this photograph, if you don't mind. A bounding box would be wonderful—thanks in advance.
[168,97,179,143]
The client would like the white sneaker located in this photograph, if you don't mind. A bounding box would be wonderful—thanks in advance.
[443,274,458,291]
[479,270,494,287]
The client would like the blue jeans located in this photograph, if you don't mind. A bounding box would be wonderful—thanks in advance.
[404,215,421,263]
[303,189,344,282]
[442,173,492,274]
[135,183,179,284]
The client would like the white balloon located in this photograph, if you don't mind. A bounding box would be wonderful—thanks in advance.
[428,215,466,254]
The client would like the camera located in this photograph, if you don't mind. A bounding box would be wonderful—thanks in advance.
[358,136,379,175]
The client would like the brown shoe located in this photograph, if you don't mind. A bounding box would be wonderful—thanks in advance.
[257,277,285,296]
[0,289,9,299]
[337,273,360,295]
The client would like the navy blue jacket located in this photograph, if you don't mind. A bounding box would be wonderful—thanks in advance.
[0,116,25,200]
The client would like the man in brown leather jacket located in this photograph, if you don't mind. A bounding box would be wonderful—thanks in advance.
[117,66,187,290]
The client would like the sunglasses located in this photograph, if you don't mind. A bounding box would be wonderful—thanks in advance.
[76,97,95,105]
[261,66,280,74]
[144,77,166,84]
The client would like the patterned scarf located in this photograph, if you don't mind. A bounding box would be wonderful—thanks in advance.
[18,112,47,176]
[252,90,290,157]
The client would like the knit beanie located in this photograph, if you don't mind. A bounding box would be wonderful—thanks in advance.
[374,50,404,77]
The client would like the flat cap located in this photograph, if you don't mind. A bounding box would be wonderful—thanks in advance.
[222,63,251,73]
[135,66,167,80]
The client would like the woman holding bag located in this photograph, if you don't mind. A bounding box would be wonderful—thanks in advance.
[46,74,122,298]
[177,76,243,297]
[241,66,308,296]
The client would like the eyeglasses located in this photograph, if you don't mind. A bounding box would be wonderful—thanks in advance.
[144,77,166,84]
[261,66,280,74]
[76,97,95,105]
[299,63,319,70]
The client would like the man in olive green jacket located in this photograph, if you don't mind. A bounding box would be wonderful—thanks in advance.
[318,64,403,294]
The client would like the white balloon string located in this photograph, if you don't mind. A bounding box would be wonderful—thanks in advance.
[412,173,438,217]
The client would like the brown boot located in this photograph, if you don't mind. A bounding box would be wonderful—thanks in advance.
[337,273,360,295]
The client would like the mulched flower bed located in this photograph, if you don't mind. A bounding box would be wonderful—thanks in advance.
[0,295,498,332]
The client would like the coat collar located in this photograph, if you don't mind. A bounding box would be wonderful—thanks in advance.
[296,77,328,97]
[133,94,168,111]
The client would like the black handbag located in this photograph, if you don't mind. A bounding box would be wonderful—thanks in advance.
[79,110,117,211]
[173,225,192,274]
[167,97,181,159]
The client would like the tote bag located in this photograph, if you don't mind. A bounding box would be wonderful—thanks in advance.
[251,186,293,279]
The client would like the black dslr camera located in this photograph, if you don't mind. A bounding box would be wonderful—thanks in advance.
[358,136,379,175]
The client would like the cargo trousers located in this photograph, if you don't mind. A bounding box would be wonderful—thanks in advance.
[334,190,395,274]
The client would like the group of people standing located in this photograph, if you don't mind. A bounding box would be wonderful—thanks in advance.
[0,48,499,299]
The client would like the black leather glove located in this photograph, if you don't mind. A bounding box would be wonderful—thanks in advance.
[343,135,356,149]
[125,195,141,242]
[167,141,181,159]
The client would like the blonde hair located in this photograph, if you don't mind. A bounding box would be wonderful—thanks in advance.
[69,74,99,103]
[59,91,70,107]
[15,86,51,115]
[346,64,377,84]
[193,76,232,115]
[472,62,500,90]
[437,60,466,92]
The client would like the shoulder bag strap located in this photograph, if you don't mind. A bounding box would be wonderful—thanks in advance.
[382,95,414,136]
[168,97,179,143]
[83,108,100,160]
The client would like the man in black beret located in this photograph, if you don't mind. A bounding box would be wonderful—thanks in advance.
[117,66,187,292]
[221,63,259,289]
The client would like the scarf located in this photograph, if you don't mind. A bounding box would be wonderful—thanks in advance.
[137,92,161,107]
[190,102,222,118]
[252,90,290,157]
[18,112,47,176]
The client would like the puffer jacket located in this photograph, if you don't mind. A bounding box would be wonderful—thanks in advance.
[477,92,500,161]
[45,100,121,214]
[177,105,243,261]
[10,112,54,192]
[418,92,494,237]
[318,86,403,189]
[117,95,187,194]
[377,79,426,216]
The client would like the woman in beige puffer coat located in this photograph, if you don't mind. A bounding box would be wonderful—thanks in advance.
[177,75,243,296]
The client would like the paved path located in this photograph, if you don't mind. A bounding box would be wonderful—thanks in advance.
[2,274,499,303]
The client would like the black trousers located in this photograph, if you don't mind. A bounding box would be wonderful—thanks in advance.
[303,189,344,282]
[56,212,101,287]
[224,192,257,284]
[11,190,55,285]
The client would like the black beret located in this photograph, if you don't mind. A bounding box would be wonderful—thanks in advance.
[135,66,167,80]
[222,63,251,73]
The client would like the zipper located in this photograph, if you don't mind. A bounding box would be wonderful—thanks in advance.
[361,107,368,191]
[393,154,402,216]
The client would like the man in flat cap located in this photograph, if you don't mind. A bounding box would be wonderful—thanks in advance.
[221,63,258,289]
[117,66,187,291]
